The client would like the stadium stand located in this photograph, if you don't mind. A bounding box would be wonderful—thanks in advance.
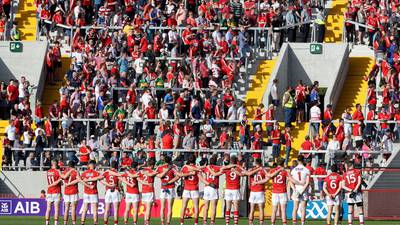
[2,0,400,220]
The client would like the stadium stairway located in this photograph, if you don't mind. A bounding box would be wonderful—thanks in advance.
[15,0,37,41]
[324,0,347,43]
[42,56,71,115]
[334,57,375,117]
[245,59,277,119]
[286,122,310,164]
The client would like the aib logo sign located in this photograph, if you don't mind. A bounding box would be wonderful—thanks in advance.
[0,200,12,215]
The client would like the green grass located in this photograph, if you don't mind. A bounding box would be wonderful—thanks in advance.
[0,217,399,225]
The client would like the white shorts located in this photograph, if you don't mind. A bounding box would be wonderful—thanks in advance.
[83,194,98,203]
[64,194,79,203]
[182,190,200,199]
[46,193,61,202]
[291,190,308,202]
[272,193,288,206]
[326,195,341,206]
[203,186,218,201]
[346,191,363,204]
[249,192,265,204]
[160,188,176,199]
[141,192,154,202]
[224,189,241,201]
[126,193,140,203]
[105,189,121,203]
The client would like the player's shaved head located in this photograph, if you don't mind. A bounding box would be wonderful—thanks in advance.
[297,155,305,164]
[230,155,238,164]
[277,158,285,167]
[331,164,338,173]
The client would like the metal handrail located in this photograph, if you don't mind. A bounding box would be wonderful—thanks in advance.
[0,170,25,198]
[11,147,264,153]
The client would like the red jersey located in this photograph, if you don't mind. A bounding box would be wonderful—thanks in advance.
[123,170,139,194]
[140,167,155,193]
[271,129,281,145]
[81,169,100,194]
[63,168,79,195]
[344,168,361,191]
[103,169,120,191]
[224,167,242,190]
[182,165,199,190]
[272,168,288,193]
[249,168,268,192]
[156,164,176,189]
[202,165,221,188]
[47,168,62,194]
[79,146,90,163]
[324,172,342,195]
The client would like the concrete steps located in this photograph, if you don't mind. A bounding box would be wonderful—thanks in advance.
[15,0,37,41]
[334,57,375,118]
[244,59,277,118]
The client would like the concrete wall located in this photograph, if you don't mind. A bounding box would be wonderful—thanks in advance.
[0,41,48,110]
[262,43,349,120]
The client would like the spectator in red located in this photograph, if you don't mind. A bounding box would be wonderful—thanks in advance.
[78,139,91,165]
[284,126,292,165]
[295,80,307,123]
[120,151,132,171]
[352,103,364,121]
[270,122,281,163]
[7,79,18,108]
[314,163,327,199]
[300,135,313,159]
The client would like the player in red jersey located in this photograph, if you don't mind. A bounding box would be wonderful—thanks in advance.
[247,159,286,225]
[45,160,62,225]
[245,158,269,225]
[342,161,364,225]
[156,155,179,225]
[80,160,103,225]
[61,161,81,225]
[200,155,222,225]
[209,155,243,225]
[102,161,122,225]
[138,158,157,225]
[323,164,343,225]
[177,154,201,225]
[119,161,141,225]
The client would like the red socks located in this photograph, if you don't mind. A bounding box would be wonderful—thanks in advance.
[233,211,239,225]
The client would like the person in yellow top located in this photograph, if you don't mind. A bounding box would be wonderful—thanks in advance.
[282,86,295,127]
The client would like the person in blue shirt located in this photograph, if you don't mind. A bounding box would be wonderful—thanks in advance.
[191,100,202,138]
[118,52,129,73]
[163,89,175,115]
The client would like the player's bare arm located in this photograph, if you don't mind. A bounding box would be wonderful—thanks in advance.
[243,166,262,176]
[341,180,353,192]
[163,175,180,186]
[137,177,151,186]
[267,167,284,178]
[198,173,210,185]
[207,166,223,176]
[120,177,136,188]
[298,175,310,195]
[287,173,304,185]
[59,169,73,179]
[323,181,330,197]
[48,178,62,188]
[126,171,139,178]
[156,166,172,178]
[333,181,343,197]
